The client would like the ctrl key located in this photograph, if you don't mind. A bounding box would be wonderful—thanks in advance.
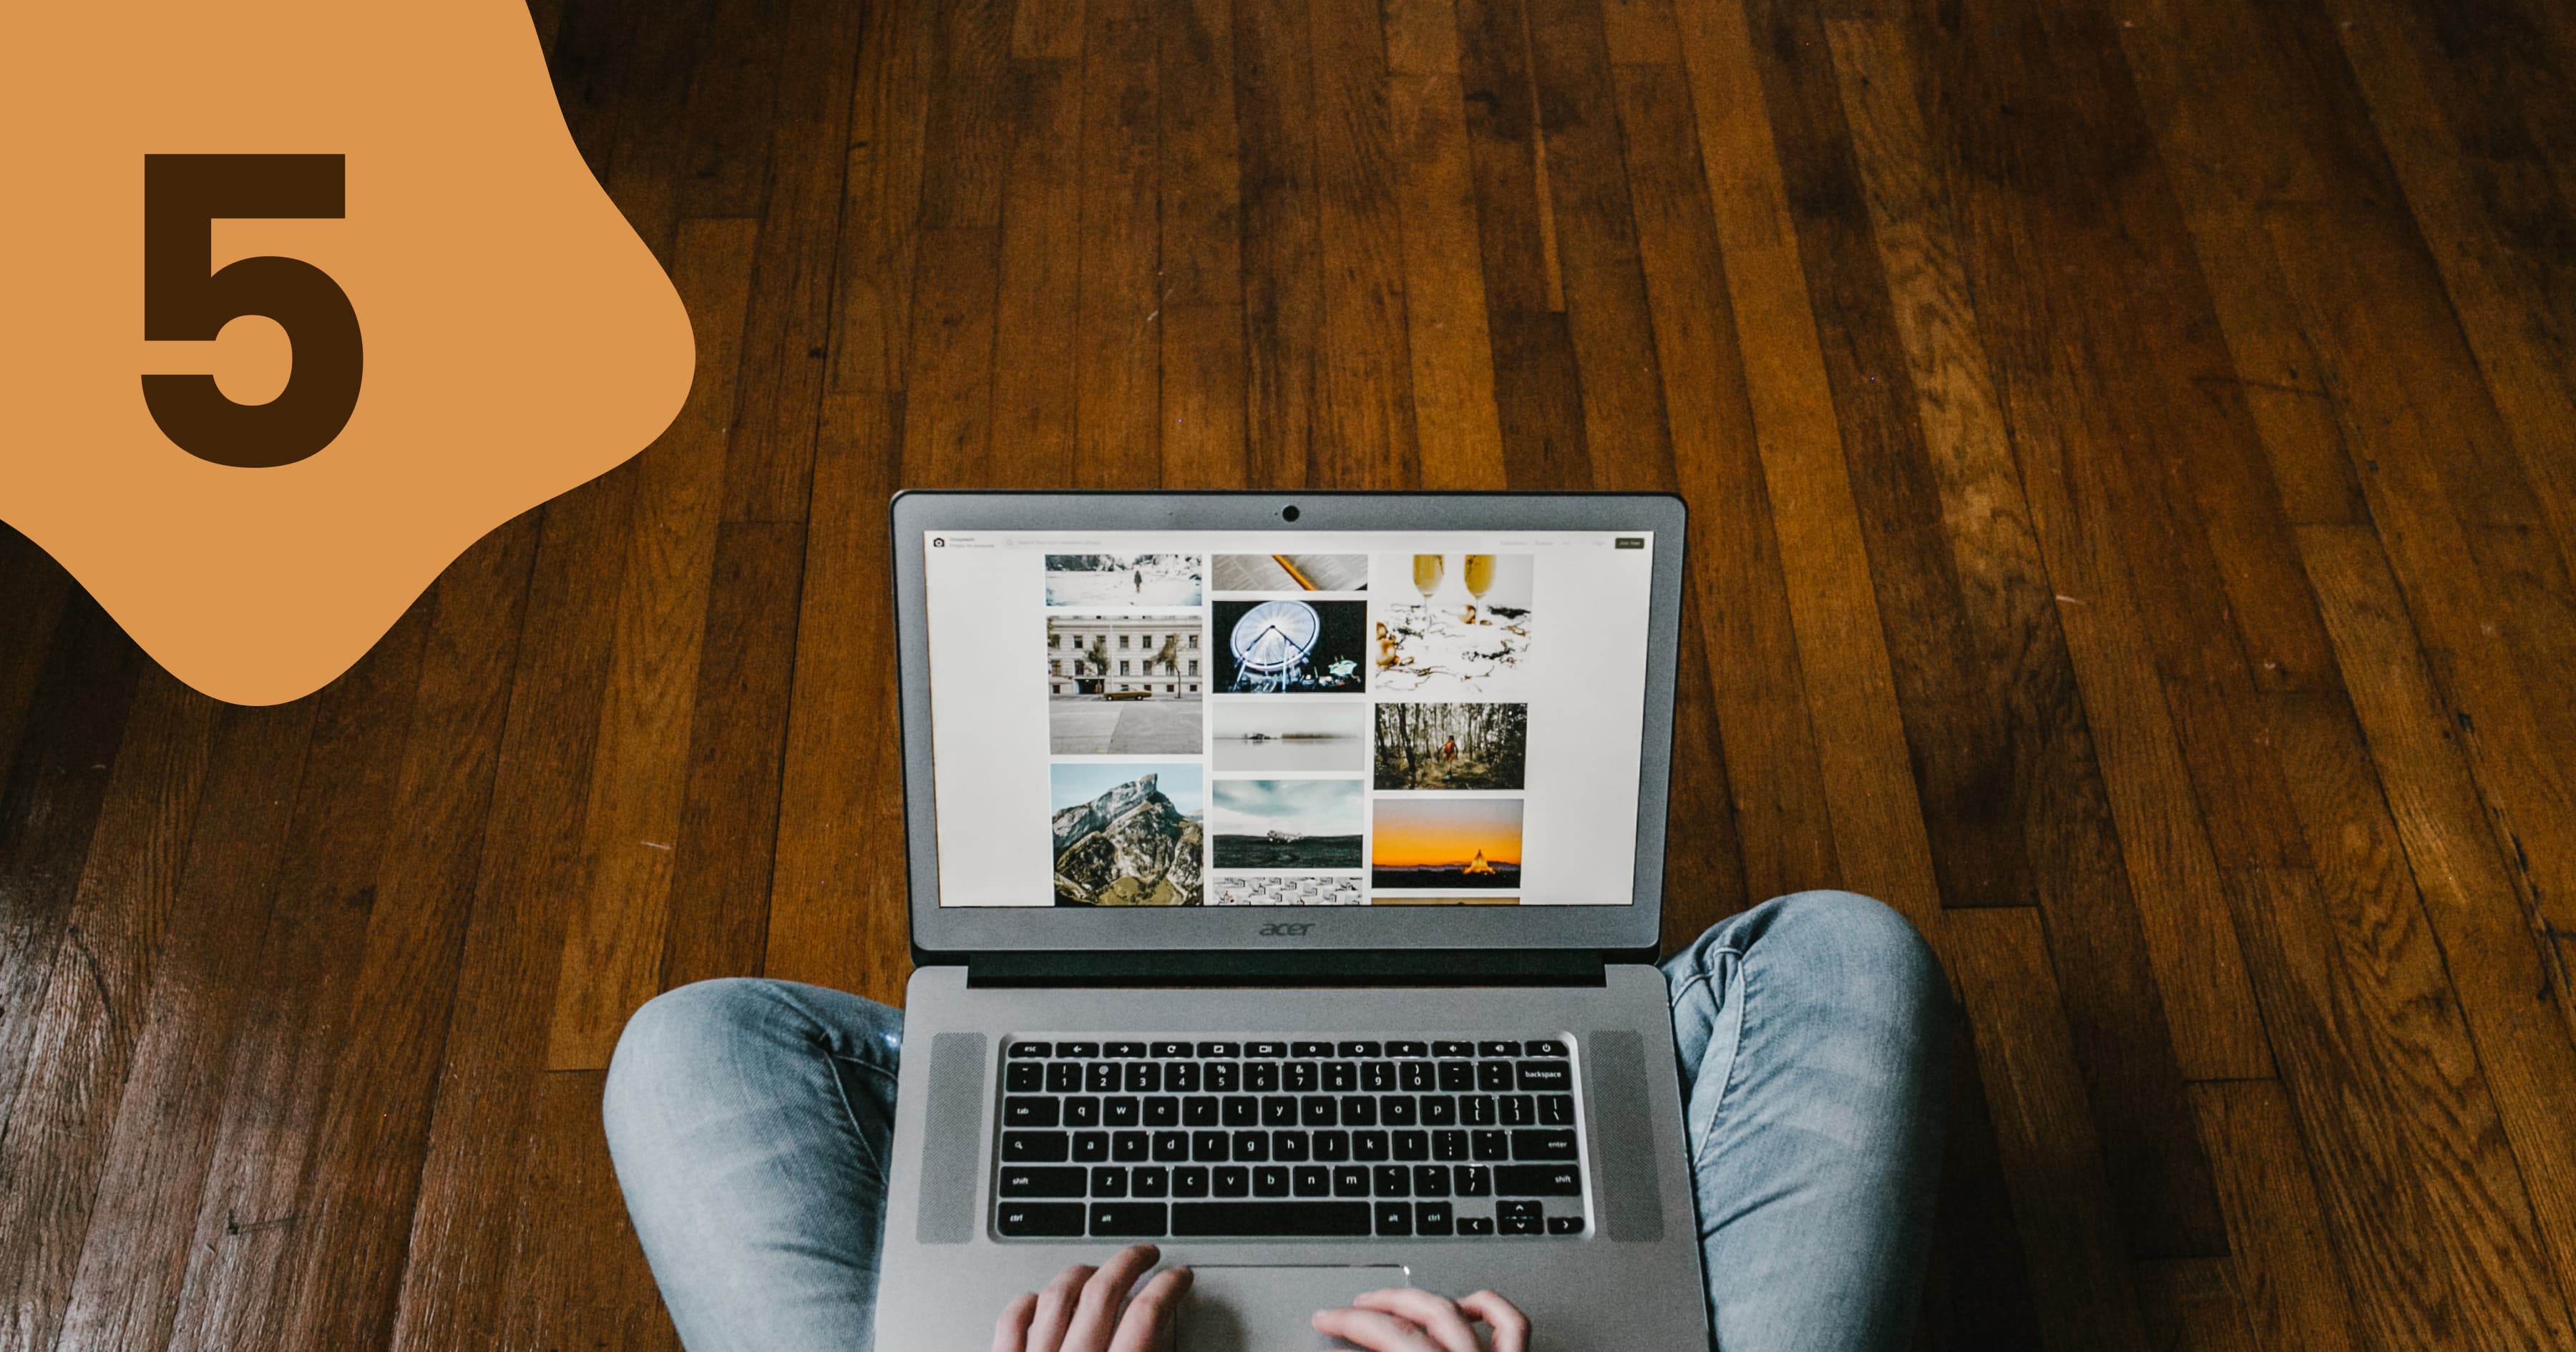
[997,1202,1085,1238]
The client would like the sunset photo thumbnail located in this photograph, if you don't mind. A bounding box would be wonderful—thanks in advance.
[1370,797,1522,890]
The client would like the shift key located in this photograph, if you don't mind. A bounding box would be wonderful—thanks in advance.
[1494,1165,1583,1196]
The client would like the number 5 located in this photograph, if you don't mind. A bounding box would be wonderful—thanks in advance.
[142,154,363,469]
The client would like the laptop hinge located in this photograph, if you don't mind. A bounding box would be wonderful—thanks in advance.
[962,949,1616,989]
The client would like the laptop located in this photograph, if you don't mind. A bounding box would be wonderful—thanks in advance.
[873,491,1709,1352]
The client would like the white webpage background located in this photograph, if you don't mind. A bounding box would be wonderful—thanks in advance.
[922,531,1654,906]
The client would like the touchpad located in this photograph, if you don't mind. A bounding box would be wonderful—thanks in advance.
[1176,1265,1407,1352]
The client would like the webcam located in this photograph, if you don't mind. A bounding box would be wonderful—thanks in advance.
[1280,504,1300,522]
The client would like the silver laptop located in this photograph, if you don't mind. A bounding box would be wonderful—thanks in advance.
[873,492,1709,1351]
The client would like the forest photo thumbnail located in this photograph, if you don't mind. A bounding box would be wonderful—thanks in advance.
[1373,702,1527,790]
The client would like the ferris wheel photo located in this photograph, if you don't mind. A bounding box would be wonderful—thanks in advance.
[1212,598,1368,694]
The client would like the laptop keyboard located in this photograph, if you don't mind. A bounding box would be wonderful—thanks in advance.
[991,1037,1588,1240]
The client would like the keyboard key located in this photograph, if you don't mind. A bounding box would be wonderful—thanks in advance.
[1433,1130,1468,1162]
[1004,1097,1060,1128]
[1526,1039,1568,1057]
[1106,1042,1148,1059]
[1314,1130,1350,1161]
[1091,1202,1167,1237]
[1399,1062,1434,1092]
[1294,1165,1330,1196]
[1338,1041,1383,1058]
[1192,1131,1229,1162]
[1416,1202,1454,1235]
[1501,1096,1533,1127]
[1092,1167,1128,1197]
[1151,1041,1191,1058]
[1174,1167,1210,1197]
[1272,1132,1309,1162]
[1375,1202,1413,1236]
[1393,1131,1429,1162]
[1047,1064,1082,1093]
[1374,1165,1410,1197]
[1471,1131,1508,1161]
[1073,1132,1108,1162]
[1262,1097,1299,1127]
[1413,1165,1450,1197]
[1516,1061,1573,1092]
[1133,1167,1170,1198]
[1000,1166,1085,1197]
[1065,1097,1101,1127]
[1512,1130,1578,1161]
[1153,1131,1189,1162]
[1362,1062,1395,1092]
[1223,1097,1258,1127]
[1245,1042,1289,1058]
[1496,1165,1583,1196]
[1215,1166,1251,1197]
[1184,1097,1219,1127]
[1057,1042,1101,1059]
[1548,1215,1586,1235]
[1286,1062,1319,1092]
[998,1202,1085,1237]
[1113,1132,1149,1162]
[1206,1064,1239,1093]
[1256,1165,1292,1197]
[1172,1202,1372,1237]
[1166,1063,1201,1093]
[1009,1042,1053,1059]
[1433,1041,1474,1058]
[1499,1200,1543,1235]
[1463,1097,1497,1126]
[1106,1097,1141,1127]
[1458,1215,1496,1235]
[1476,1063,1513,1092]
[1292,1041,1332,1057]
[1196,1042,1241,1058]
[1341,1096,1377,1127]
[1301,1096,1338,1127]
[1354,1131,1390,1161]
[1145,1097,1179,1127]
[1422,1097,1456,1127]
[1388,1041,1429,1058]
[1382,1096,1418,1126]
[1539,1095,1574,1126]
[1437,1062,1475,1092]
[1455,1165,1493,1197]
[1231,1131,1269,1162]
[1333,1165,1371,1196]
[1125,1063,1161,1093]
[1478,1042,1523,1059]
[1005,1063,1043,1092]
[1246,1063,1281,1092]
[1003,1132,1069,1162]
[1324,1062,1357,1092]
[1087,1064,1121,1093]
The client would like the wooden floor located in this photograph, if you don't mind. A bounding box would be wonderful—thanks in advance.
[4,0,2575,1347]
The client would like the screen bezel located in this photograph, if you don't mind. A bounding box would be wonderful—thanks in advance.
[892,490,1686,959]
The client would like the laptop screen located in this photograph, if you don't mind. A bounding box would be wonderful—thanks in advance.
[919,530,1657,908]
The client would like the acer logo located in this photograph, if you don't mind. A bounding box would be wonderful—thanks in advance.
[1257,923,1314,937]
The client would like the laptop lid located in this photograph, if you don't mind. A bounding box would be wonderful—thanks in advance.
[891,491,1686,964]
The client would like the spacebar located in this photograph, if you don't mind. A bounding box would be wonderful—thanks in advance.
[1171,1202,1373,1237]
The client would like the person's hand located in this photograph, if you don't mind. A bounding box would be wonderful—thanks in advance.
[1313,1288,1531,1352]
[992,1245,1194,1352]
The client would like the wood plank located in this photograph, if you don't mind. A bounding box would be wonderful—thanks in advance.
[917,0,1018,232]
[721,0,869,523]
[494,1072,683,1352]
[1074,0,1164,487]
[1658,588,1752,952]
[658,521,804,990]
[1670,0,1945,929]
[2187,1078,2364,1352]
[766,393,912,1003]
[991,57,1085,484]
[1310,0,1425,489]
[1614,58,1840,903]
[1387,71,1508,489]
[595,0,705,267]
[1598,0,1678,65]
[1824,16,2269,1080]
[831,0,936,396]
[1913,1013,2048,1352]
[1161,303,1253,489]
[900,224,1005,482]
[161,600,434,1352]
[2299,523,2576,1313]
[0,670,210,1352]
[0,529,69,794]
[1013,0,1087,60]
[1232,0,1324,487]
[1381,0,1460,74]
[1942,907,2154,1352]
[547,217,763,1071]
[49,700,314,1352]
[2132,1258,2263,1352]
[674,0,787,219]
[1158,0,1252,487]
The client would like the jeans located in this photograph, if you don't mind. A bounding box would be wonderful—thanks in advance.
[603,891,1951,1352]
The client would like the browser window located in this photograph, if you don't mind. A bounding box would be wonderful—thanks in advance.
[921,531,1655,908]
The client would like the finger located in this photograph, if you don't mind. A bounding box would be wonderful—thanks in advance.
[1107,1265,1194,1352]
[1352,1289,1483,1352]
[992,1293,1040,1352]
[1060,1245,1161,1351]
[1455,1292,1531,1352]
[1311,1307,1445,1352]
[1026,1264,1096,1352]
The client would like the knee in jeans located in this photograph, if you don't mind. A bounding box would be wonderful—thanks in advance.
[1711,891,1950,1030]
[604,979,778,1136]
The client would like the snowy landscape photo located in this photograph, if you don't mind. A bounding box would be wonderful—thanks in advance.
[1045,554,1204,607]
